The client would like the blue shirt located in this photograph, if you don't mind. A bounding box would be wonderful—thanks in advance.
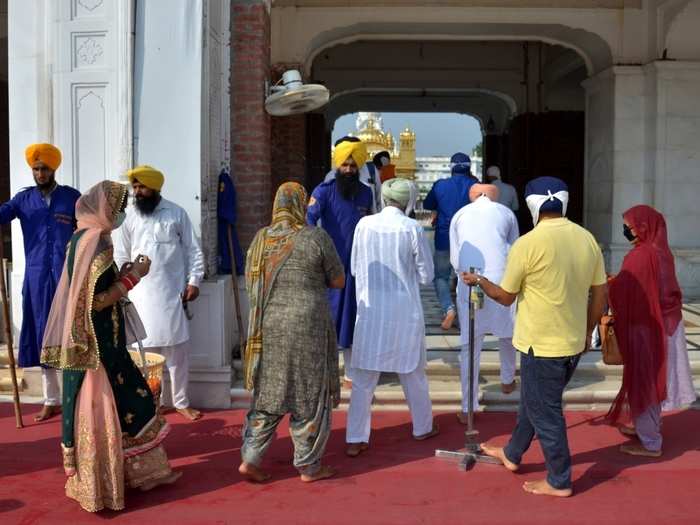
[306,179,373,266]
[0,184,81,366]
[0,185,80,274]
[306,179,373,348]
[423,175,476,250]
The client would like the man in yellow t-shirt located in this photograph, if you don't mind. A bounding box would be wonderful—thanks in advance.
[461,176,607,498]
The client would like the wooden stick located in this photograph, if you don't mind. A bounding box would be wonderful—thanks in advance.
[226,225,246,353]
[0,233,24,428]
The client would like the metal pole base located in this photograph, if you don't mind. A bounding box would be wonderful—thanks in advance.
[436,270,499,472]
[435,427,501,471]
[435,447,502,471]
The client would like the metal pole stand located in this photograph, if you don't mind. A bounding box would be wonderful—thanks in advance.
[435,267,499,470]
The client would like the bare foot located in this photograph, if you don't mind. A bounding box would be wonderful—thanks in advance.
[441,309,457,330]
[501,381,517,394]
[239,462,271,482]
[618,425,637,437]
[301,465,336,483]
[34,405,61,422]
[139,470,182,492]
[480,443,519,472]
[346,442,369,457]
[523,479,572,497]
[619,444,662,458]
[176,407,202,421]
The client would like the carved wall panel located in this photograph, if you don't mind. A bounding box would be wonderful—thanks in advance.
[73,0,106,19]
[54,0,132,191]
[73,32,106,69]
[73,85,108,189]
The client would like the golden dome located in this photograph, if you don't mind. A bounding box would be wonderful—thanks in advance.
[357,117,392,149]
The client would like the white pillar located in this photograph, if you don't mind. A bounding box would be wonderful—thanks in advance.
[8,0,133,337]
[8,0,237,406]
[135,0,234,408]
[649,61,700,298]
[584,63,700,296]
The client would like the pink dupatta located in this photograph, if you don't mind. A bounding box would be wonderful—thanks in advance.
[41,181,128,370]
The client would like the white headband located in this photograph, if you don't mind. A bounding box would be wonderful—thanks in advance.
[525,190,569,226]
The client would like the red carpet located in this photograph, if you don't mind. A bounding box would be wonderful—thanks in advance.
[1,403,699,524]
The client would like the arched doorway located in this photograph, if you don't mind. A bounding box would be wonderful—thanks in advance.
[308,38,590,232]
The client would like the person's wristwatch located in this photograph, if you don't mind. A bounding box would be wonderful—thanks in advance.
[475,276,482,285]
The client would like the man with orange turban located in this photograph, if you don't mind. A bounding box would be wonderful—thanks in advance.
[449,183,520,423]
[307,137,374,387]
[0,143,80,421]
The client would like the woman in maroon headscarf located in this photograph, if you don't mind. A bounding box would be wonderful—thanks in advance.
[607,205,696,457]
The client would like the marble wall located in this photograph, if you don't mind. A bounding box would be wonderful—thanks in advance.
[585,63,700,298]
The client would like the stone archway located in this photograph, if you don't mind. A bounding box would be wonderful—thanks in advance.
[302,37,590,232]
[255,2,700,295]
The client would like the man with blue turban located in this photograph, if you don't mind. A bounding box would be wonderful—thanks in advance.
[461,176,607,497]
[423,152,477,330]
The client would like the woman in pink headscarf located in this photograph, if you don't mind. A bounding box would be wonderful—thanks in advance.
[41,181,180,512]
[607,205,696,457]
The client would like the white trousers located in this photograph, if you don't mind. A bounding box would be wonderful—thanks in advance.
[148,341,191,409]
[460,336,517,412]
[42,368,61,406]
[342,347,354,382]
[346,366,433,443]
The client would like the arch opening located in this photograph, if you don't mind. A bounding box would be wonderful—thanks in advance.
[308,38,588,231]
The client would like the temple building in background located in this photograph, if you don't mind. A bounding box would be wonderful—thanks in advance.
[341,112,484,197]
[346,112,417,179]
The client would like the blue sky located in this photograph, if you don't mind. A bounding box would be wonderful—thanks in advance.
[331,112,482,157]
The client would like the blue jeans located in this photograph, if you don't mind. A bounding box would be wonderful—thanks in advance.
[433,250,455,316]
[504,348,581,490]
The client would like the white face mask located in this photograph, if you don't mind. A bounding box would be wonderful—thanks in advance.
[114,211,126,228]
[525,190,569,226]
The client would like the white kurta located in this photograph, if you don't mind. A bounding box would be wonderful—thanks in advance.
[113,198,205,348]
[449,196,519,343]
[350,206,434,373]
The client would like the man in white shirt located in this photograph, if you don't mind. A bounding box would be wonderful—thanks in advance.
[449,183,519,423]
[113,165,206,421]
[346,178,438,457]
[485,166,519,212]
